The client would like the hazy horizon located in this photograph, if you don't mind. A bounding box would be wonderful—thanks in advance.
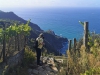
[0,0,100,9]
[1,7,100,13]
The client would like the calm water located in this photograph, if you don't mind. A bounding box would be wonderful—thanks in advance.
[3,7,100,54]
[10,7,100,40]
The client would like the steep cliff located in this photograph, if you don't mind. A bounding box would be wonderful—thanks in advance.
[0,11,68,55]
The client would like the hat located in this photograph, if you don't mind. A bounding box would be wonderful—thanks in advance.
[39,33,44,37]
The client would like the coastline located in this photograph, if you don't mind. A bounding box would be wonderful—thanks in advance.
[61,42,68,54]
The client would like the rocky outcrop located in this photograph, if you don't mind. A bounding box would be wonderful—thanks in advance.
[43,32,67,54]
[28,56,64,75]
[0,49,24,75]
[28,64,58,75]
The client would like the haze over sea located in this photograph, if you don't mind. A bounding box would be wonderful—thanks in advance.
[4,7,100,54]
[10,7,100,40]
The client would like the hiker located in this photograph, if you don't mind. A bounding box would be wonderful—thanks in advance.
[36,33,44,66]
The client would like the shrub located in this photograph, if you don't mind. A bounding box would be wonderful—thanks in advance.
[23,47,36,66]
[66,33,100,75]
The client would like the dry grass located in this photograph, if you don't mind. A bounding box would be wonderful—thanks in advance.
[66,40,100,75]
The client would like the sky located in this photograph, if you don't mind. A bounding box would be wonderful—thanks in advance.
[0,0,100,9]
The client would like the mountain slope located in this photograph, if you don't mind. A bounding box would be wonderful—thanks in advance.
[0,11,68,55]
[0,11,41,31]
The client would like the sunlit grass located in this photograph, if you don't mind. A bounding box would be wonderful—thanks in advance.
[66,34,100,75]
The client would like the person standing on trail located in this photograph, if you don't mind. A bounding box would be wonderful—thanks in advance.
[36,33,44,66]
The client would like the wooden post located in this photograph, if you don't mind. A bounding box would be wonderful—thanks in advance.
[68,40,72,51]
[3,23,6,62]
[73,38,76,52]
[17,33,20,51]
[83,22,89,49]
[0,21,10,62]
[0,22,6,62]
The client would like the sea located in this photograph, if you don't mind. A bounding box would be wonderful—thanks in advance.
[2,7,100,54]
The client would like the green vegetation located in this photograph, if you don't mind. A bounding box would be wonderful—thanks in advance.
[22,46,36,66]
[3,46,36,75]
[0,20,31,42]
[66,32,100,75]
[0,20,100,75]
[0,20,32,75]
[55,56,67,75]
[2,65,8,75]
[0,20,31,62]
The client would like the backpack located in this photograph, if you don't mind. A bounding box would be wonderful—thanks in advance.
[33,40,38,49]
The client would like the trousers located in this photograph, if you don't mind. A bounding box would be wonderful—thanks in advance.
[36,48,41,65]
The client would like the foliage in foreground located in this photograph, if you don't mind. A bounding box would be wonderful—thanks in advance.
[23,46,36,66]
[4,46,36,75]
[66,33,100,75]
